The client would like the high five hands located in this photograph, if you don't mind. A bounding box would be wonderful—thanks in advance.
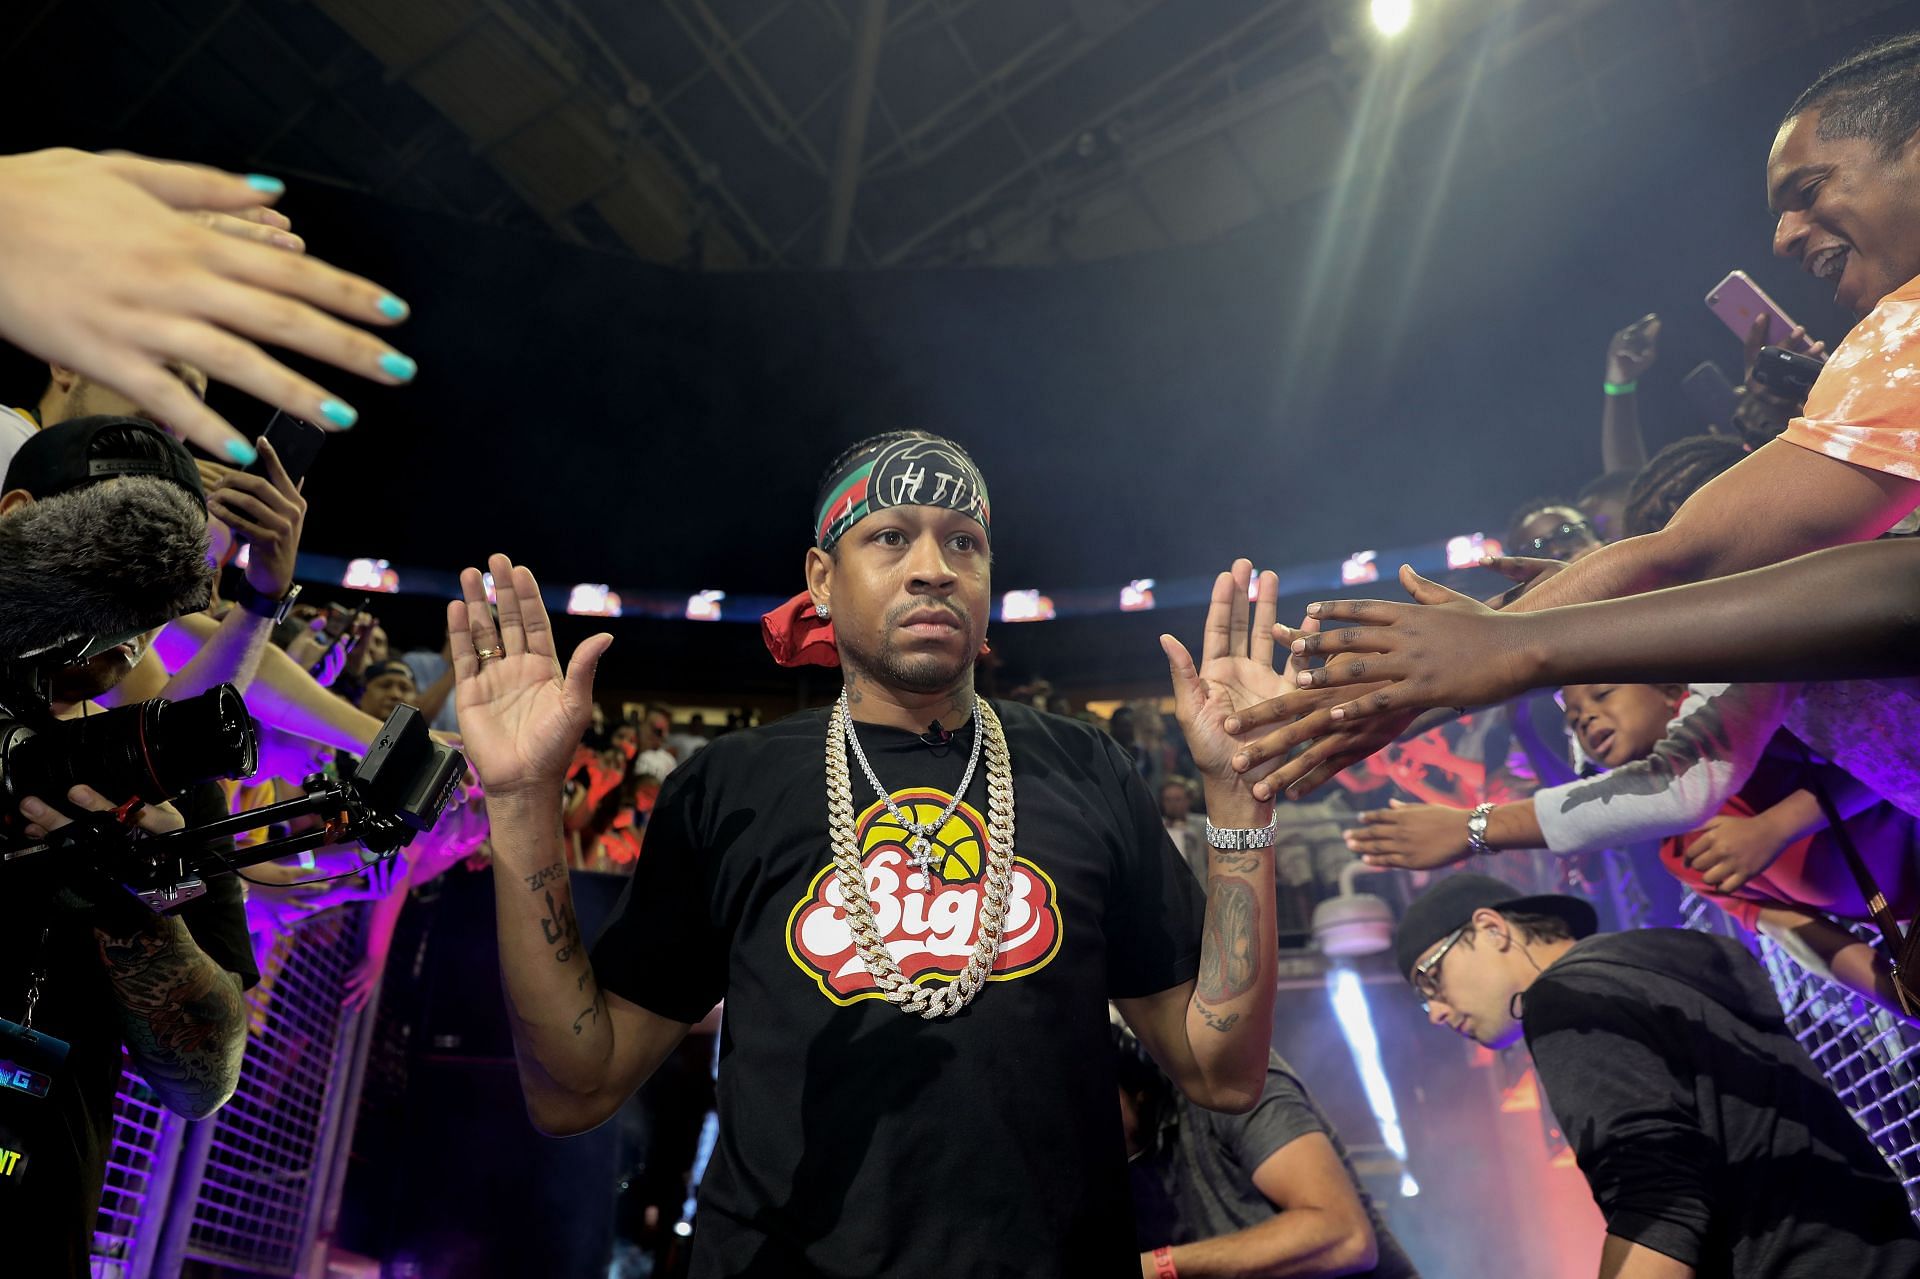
[1160,559,1319,809]
[1218,564,1540,799]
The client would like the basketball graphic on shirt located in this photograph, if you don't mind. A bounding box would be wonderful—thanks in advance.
[862,800,983,882]
[786,786,1064,1005]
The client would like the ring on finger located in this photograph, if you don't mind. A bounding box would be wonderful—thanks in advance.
[475,646,505,662]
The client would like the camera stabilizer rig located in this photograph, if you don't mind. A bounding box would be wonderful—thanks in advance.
[0,700,465,916]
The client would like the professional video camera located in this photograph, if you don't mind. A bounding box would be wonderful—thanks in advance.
[0,647,465,917]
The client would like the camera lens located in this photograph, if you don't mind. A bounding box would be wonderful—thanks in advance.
[0,684,258,808]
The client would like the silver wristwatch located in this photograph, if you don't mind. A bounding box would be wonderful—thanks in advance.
[1465,801,1495,855]
[1204,816,1279,851]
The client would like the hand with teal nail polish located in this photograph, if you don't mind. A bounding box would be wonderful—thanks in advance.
[0,147,414,462]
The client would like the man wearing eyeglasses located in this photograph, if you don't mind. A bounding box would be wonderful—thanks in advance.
[1395,873,1920,1278]
[1506,500,1604,563]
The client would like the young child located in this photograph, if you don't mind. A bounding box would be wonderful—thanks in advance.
[1346,681,1920,1024]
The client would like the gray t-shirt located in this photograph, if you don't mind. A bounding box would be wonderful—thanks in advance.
[1132,1052,1420,1277]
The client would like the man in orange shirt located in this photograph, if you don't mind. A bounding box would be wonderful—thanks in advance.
[1238,33,1920,798]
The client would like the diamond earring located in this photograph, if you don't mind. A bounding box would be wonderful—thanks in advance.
[814,603,830,619]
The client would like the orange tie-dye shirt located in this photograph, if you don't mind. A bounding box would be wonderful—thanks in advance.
[1781,273,1920,480]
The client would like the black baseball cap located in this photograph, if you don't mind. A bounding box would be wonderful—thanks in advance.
[4,415,205,511]
[1393,872,1598,978]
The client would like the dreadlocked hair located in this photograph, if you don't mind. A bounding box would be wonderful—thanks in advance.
[1623,434,1750,538]
[1785,33,1920,157]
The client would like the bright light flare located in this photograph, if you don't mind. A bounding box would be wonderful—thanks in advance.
[1370,0,1413,37]
[1330,968,1417,1193]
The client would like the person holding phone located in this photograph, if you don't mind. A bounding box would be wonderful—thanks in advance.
[1233,33,1920,801]
[141,434,308,704]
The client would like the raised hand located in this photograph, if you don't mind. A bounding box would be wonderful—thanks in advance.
[1222,565,1540,798]
[449,553,612,801]
[1343,799,1477,870]
[1606,313,1661,384]
[1160,560,1286,795]
[0,148,414,464]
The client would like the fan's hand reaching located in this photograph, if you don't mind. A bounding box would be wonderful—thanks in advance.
[449,553,611,802]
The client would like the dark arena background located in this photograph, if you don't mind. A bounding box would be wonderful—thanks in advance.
[3,1,1918,1276]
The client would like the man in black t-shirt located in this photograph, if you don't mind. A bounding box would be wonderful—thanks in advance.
[1118,1024,1421,1279]
[1396,873,1920,1278]
[0,418,258,1275]
[452,431,1297,1277]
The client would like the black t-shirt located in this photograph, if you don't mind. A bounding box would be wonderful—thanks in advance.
[1130,1053,1420,1277]
[592,701,1206,1279]
[1523,929,1920,1278]
[0,781,258,1277]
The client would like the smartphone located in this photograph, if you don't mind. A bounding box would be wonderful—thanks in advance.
[1705,270,1811,351]
[305,594,371,679]
[1680,361,1739,428]
[249,411,327,486]
[1750,345,1826,399]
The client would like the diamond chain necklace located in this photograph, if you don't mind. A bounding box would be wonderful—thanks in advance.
[839,692,983,878]
[825,689,1016,1018]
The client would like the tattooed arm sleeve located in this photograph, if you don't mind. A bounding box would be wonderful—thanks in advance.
[96,914,249,1120]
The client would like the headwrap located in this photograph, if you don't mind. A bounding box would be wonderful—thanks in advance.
[763,432,992,668]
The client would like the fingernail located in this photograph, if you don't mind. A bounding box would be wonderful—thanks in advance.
[1306,603,1322,617]
[19,798,45,818]
[1291,639,1305,653]
[225,437,258,465]
[378,351,418,382]
[376,294,410,321]
[1224,717,1240,733]
[1329,707,1346,722]
[246,173,285,195]
[318,399,358,428]
[1231,755,1246,772]
[272,233,305,252]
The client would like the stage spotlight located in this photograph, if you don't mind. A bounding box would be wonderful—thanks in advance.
[1370,0,1413,37]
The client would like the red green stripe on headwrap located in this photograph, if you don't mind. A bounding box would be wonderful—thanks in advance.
[812,433,990,552]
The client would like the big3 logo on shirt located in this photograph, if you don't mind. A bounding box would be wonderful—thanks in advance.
[786,787,1063,1004]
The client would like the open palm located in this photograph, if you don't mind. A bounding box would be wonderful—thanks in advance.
[1161,560,1292,783]
[449,554,611,799]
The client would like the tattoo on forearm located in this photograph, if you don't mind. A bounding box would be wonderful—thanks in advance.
[1197,877,1259,1004]
[1196,1001,1241,1033]
[571,988,605,1035]
[97,919,247,1116]
[1209,848,1263,875]
[539,888,580,963]
[525,862,566,893]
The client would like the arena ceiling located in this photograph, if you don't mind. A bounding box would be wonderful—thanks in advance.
[5,0,1912,269]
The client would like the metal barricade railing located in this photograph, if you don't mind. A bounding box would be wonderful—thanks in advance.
[1679,892,1920,1218]
[91,903,377,1278]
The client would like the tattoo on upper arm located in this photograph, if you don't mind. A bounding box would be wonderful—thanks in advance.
[540,888,581,963]
[97,921,248,1115]
[1197,876,1258,1005]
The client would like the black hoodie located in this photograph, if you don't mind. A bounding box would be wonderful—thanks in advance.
[1522,929,1920,1278]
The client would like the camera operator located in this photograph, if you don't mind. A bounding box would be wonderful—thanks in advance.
[0,417,257,1276]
